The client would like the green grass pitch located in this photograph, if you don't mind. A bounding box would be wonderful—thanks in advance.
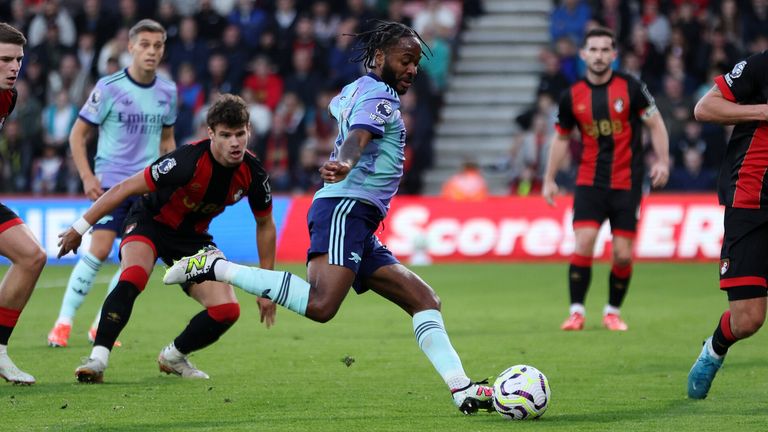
[1,262,767,431]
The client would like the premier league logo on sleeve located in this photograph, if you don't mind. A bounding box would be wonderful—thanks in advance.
[152,158,177,180]
[376,100,393,117]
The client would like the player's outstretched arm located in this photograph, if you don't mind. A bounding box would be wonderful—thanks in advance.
[57,172,151,258]
[160,126,176,155]
[320,128,373,183]
[542,133,570,206]
[69,118,103,200]
[643,110,670,189]
[694,85,768,125]
[255,213,278,328]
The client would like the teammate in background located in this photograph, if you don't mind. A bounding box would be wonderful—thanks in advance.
[57,94,276,383]
[164,21,494,415]
[542,27,669,331]
[687,52,768,398]
[47,19,177,348]
[0,23,47,385]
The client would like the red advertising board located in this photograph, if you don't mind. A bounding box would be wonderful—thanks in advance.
[276,194,723,262]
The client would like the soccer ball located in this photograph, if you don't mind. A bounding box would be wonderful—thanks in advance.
[492,364,551,420]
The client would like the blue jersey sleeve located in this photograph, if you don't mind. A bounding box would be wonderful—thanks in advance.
[349,87,399,138]
[79,79,113,125]
[164,82,178,127]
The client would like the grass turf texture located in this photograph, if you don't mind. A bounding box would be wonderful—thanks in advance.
[1,262,766,431]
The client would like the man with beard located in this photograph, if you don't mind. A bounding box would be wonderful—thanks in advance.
[163,21,495,415]
[542,27,670,332]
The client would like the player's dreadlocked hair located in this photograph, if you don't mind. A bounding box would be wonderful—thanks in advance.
[347,20,431,69]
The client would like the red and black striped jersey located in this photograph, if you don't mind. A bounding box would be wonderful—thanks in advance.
[714,51,768,209]
[0,88,18,132]
[141,139,272,234]
[555,71,655,190]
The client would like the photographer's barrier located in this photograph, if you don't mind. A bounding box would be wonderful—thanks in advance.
[1,194,723,264]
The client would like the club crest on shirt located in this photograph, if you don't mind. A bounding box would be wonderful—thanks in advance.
[125,223,137,235]
[720,258,730,275]
[233,188,244,202]
[613,98,624,113]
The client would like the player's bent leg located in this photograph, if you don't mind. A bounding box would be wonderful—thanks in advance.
[88,268,123,347]
[0,224,46,385]
[159,281,240,379]
[367,264,493,414]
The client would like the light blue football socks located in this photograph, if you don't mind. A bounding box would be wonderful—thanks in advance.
[413,309,470,389]
[216,261,309,315]
[57,252,103,323]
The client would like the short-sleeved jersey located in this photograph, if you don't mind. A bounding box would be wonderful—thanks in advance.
[80,68,178,188]
[140,139,272,234]
[0,88,17,132]
[313,72,405,217]
[713,51,768,209]
[556,71,655,190]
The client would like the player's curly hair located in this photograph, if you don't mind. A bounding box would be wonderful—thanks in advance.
[206,94,250,130]
[347,20,431,69]
[0,23,26,46]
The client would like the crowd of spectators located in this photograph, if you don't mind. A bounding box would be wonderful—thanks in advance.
[505,0,747,196]
[0,0,479,196]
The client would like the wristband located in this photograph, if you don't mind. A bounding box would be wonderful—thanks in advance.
[72,217,91,236]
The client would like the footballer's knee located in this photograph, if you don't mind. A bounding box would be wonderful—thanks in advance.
[612,256,632,268]
[305,299,340,323]
[207,303,240,324]
[25,245,47,273]
[732,309,765,338]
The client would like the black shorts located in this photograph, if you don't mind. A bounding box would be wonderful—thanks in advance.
[719,207,768,301]
[572,185,641,237]
[120,202,215,293]
[0,202,23,234]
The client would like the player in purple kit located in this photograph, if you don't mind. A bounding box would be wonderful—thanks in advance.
[0,23,47,385]
[164,21,494,414]
[48,19,177,348]
[688,52,768,398]
[57,94,276,383]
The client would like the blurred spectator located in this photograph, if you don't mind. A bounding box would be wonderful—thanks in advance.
[412,0,458,41]
[264,92,306,191]
[284,49,324,108]
[217,24,249,87]
[419,27,451,95]
[30,144,63,195]
[695,25,742,79]
[743,0,768,45]
[240,87,273,149]
[97,27,131,77]
[627,22,665,92]
[21,54,48,105]
[640,0,670,53]
[156,0,181,45]
[399,89,435,195]
[311,0,341,47]
[675,1,703,58]
[27,0,77,48]
[30,23,72,74]
[0,119,34,192]
[41,89,78,155]
[537,48,570,100]
[343,0,378,31]
[384,0,412,29]
[716,0,743,52]
[11,80,44,148]
[549,0,591,45]
[292,15,327,76]
[204,52,238,94]
[167,17,209,80]
[47,53,92,106]
[73,0,119,51]
[117,0,141,28]
[6,0,29,37]
[327,18,363,88]
[666,145,716,191]
[242,55,284,111]
[292,143,323,194]
[175,62,206,144]
[76,32,98,79]
[554,36,580,83]
[441,157,488,201]
[195,0,227,44]
[593,0,632,48]
[254,28,281,69]
[656,75,692,144]
[228,0,268,50]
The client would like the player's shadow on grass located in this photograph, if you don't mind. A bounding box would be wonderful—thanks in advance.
[544,397,700,424]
